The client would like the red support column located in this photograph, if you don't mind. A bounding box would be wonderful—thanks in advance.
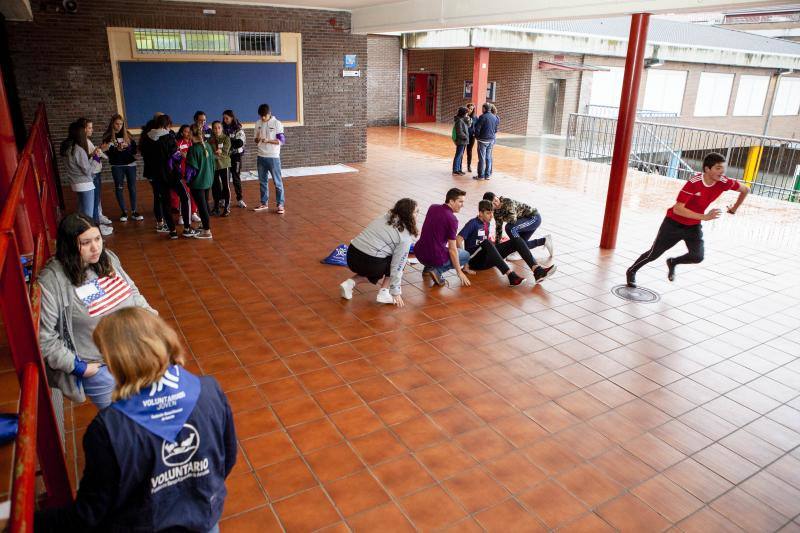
[0,66,34,255]
[472,47,490,112]
[600,13,650,250]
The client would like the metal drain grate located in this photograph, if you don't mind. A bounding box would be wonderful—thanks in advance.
[611,284,660,303]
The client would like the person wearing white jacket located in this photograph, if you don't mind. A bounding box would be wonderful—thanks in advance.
[339,199,418,307]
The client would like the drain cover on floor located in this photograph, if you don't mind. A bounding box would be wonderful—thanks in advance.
[611,284,660,303]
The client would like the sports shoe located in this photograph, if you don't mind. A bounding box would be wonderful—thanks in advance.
[472,175,482,180]
[210,207,220,217]
[168,230,179,240]
[506,252,522,261]
[508,272,526,287]
[131,211,144,221]
[423,267,445,287]
[99,225,113,236]
[191,213,201,223]
[666,258,676,282]
[177,217,184,226]
[277,205,285,214]
[339,278,355,300]
[221,209,231,217]
[99,214,113,225]
[253,204,269,212]
[182,227,199,238]
[119,212,128,222]
[195,230,213,239]
[626,269,637,288]
[376,288,394,304]
[544,234,553,257]
[155,222,169,233]
[237,200,247,208]
[533,264,557,283]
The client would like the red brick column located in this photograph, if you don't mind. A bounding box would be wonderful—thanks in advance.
[472,47,490,111]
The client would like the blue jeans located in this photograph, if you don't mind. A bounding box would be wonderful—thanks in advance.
[506,215,546,248]
[424,248,471,278]
[453,144,466,172]
[257,156,284,206]
[111,165,137,213]
[93,173,103,220]
[82,365,115,409]
[76,189,96,221]
[477,140,495,178]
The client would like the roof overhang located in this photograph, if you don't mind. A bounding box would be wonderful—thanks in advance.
[1,0,32,21]
[539,60,609,71]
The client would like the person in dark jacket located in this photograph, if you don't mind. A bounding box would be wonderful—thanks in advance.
[102,114,142,222]
[465,103,477,173]
[222,110,247,208]
[452,106,470,175]
[148,114,191,240]
[35,307,237,533]
[473,103,500,180]
[139,114,167,233]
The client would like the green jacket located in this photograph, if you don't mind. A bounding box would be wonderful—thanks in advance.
[187,142,215,190]
[211,134,231,170]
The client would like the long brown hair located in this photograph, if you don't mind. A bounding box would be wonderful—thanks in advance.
[55,213,114,285]
[387,198,419,238]
[93,307,186,401]
[102,113,132,144]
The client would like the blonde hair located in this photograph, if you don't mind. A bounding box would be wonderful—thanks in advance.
[93,307,186,401]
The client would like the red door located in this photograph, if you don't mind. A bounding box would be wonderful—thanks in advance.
[407,73,437,123]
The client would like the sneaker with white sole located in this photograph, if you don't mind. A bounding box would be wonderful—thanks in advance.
[544,234,553,257]
[191,213,201,223]
[237,200,247,208]
[277,205,285,214]
[100,225,113,236]
[253,204,269,212]
[131,211,144,221]
[195,230,213,239]
[155,223,169,233]
[177,217,184,226]
[99,214,113,225]
[119,212,128,222]
[339,278,355,300]
[376,288,394,304]
[182,227,199,238]
[533,264,557,283]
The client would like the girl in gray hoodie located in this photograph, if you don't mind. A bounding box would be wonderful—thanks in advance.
[61,121,97,222]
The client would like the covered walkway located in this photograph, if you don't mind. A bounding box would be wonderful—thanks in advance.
[63,127,800,531]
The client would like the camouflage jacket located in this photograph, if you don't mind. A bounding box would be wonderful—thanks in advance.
[493,197,538,242]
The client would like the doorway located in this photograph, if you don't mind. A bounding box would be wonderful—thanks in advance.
[407,73,437,123]
[543,79,566,135]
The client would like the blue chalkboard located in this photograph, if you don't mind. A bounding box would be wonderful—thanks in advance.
[119,61,298,127]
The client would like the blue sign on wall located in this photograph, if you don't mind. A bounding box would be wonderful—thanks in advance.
[344,54,357,69]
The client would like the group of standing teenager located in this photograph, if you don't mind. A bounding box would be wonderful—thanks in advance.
[452,102,499,180]
[60,103,286,241]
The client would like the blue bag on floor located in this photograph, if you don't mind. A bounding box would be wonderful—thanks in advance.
[321,244,348,266]
[0,414,19,445]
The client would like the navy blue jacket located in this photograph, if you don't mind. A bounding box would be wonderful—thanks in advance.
[474,112,500,142]
[35,377,236,533]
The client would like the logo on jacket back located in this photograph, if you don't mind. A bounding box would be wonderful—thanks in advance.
[151,423,209,494]
[163,424,200,466]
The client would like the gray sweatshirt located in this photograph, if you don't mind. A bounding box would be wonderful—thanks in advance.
[62,145,94,190]
[37,250,155,402]
[351,213,414,296]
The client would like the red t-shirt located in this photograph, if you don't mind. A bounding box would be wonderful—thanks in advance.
[666,173,740,226]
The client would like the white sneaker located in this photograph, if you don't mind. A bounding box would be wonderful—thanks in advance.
[507,252,522,261]
[376,288,394,304]
[339,279,355,300]
[177,217,184,226]
[237,200,247,208]
[253,204,269,212]
[544,234,553,257]
[100,225,113,236]
[191,213,201,223]
[99,214,112,225]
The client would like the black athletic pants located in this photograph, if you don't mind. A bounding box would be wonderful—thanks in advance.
[468,237,539,273]
[627,216,704,275]
[191,188,211,231]
[211,168,231,211]
[158,180,190,232]
[466,134,476,169]
[230,154,243,202]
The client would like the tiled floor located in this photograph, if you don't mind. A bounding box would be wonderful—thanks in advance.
[62,127,800,532]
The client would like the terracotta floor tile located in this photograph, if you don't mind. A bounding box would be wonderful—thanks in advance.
[330,406,384,439]
[767,454,800,490]
[588,411,646,444]
[474,499,546,533]
[346,503,415,532]
[554,424,614,460]
[287,418,343,453]
[351,375,400,402]
[222,472,269,517]
[255,456,317,501]
[720,428,784,467]
[558,512,616,533]
[557,463,623,507]
[400,485,466,530]
[497,381,550,410]
[491,414,548,448]
[622,432,685,471]
[428,404,485,437]
[393,415,447,450]
[650,419,712,455]
[615,399,672,430]
[597,493,670,532]
[710,487,789,532]
[386,366,434,391]
[233,408,280,440]
[273,486,341,531]
[258,376,306,404]
[304,443,364,482]
[463,391,519,422]
[407,383,457,412]
[524,401,580,433]
[335,359,379,382]
[591,447,656,488]
[519,479,587,528]
[693,443,760,484]
[455,426,515,462]
[440,373,492,402]
[631,474,703,522]
[745,417,800,452]
[297,367,345,393]
[677,507,744,533]
[351,428,407,465]
[485,451,547,494]
[246,359,291,384]
[416,441,478,480]
[444,467,509,513]
[370,454,435,497]
[524,438,584,475]
[269,335,314,357]
[325,470,390,517]
[219,506,282,533]
[555,390,610,420]
[242,431,297,468]
[740,471,800,518]
[314,386,364,414]
[369,394,422,425]
[663,458,733,503]
[584,380,636,408]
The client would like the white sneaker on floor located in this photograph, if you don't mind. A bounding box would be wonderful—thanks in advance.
[237,200,247,208]
[340,279,355,300]
[100,225,113,236]
[376,288,394,304]
[544,234,554,257]
[507,252,522,261]
[99,214,112,225]
[177,217,184,226]
[191,213,201,223]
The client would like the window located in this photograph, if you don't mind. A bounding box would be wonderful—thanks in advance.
[643,70,687,115]
[589,67,624,107]
[773,77,800,116]
[133,29,280,55]
[694,73,734,117]
[733,75,769,116]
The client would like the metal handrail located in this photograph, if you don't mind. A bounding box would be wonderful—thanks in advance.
[10,364,39,532]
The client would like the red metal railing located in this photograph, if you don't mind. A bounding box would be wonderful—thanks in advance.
[0,103,72,532]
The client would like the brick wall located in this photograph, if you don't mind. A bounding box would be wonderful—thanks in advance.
[405,49,445,122]
[527,54,583,136]
[367,35,401,126]
[5,0,368,177]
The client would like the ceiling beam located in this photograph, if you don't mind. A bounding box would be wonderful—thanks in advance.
[1,0,33,22]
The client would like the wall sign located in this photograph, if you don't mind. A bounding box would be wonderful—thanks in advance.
[463,80,497,101]
[463,80,473,98]
[344,54,357,69]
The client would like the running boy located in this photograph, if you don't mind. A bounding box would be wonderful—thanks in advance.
[626,152,750,287]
